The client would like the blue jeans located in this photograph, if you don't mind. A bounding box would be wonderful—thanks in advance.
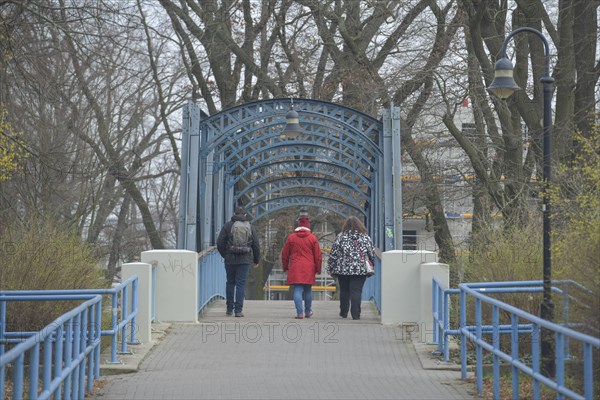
[225,264,250,313]
[293,284,312,315]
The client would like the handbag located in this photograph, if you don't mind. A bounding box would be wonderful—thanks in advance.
[353,240,375,276]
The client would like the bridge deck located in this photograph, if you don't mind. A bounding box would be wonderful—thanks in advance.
[95,300,477,399]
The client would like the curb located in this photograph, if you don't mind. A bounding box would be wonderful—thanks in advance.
[99,323,171,375]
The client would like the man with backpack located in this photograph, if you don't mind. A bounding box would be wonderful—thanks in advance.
[217,206,261,317]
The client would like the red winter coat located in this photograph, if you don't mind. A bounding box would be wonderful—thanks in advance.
[281,227,322,285]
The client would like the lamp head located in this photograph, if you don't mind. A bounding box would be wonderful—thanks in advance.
[487,57,522,99]
[281,108,302,139]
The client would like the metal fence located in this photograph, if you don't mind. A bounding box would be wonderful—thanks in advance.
[197,248,226,313]
[0,275,139,365]
[431,278,600,399]
[0,295,102,400]
[362,257,381,312]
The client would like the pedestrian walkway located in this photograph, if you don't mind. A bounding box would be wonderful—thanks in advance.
[95,300,477,399]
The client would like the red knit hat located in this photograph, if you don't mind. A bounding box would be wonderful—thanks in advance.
[297,216,311,228]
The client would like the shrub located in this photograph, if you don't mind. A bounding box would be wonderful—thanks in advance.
[0,217,107,334]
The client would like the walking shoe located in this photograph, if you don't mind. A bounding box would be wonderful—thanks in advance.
[339,312,347,319]
[295,314,304,319]
[305,311,313,318]
[226,310,233,316]
[235,312,244,317]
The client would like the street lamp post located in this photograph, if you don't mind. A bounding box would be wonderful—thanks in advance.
[487,27,555,375]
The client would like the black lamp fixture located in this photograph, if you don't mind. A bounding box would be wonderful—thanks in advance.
[281,99,302,139]
[487,27,555,375]
[487,57,522,99]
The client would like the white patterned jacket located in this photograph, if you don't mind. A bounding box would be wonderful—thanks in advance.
[327,230,375,276]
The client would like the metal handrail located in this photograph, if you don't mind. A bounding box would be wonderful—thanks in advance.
[0,295,102,400]
[0,274,139,364]
[441,281,600,400]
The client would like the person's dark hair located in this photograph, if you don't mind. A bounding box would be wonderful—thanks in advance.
[234,206,246,215]
[342,216,367,234]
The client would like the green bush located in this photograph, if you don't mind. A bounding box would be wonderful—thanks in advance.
[0,217,107,333]
[464,223,543,314]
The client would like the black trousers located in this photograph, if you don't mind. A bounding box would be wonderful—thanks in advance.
[337,275,367,319]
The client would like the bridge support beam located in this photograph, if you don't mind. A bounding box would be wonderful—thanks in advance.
[381,104,402,250]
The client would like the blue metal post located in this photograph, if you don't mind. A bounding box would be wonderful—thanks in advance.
[583,343,593,399]
[432,280,438,345]
[460,290,467,379]
[475,299,482,394]
[79,308,87,399]
[532,323,541,399]
[0,300,5,358]
[381,107,395,250]
[54,324,64,399]
[64,319,73,400]
[178,102,191,248]
[42,335,52,395]
[87,306,94,394]
[0,363,4,400]
[120,286,128,354]
[94,302,101,378]
[556,333,564,400]
[13,353,24,400]
[130,278,139,344]
[391,103,403,250]
[29,342,40,400]
[511,314,519,400]
[72,314,81,399]
[492,306,500,400]
[110,292,118,363]
[562,288,570,359]
[443,292,450,362]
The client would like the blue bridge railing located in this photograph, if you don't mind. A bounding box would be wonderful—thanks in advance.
[431,278,599,399]
[432,279,596,363]
[197,248,226,313]
[0,295,102,400]
[0,275,139,365]
[362,257,381,312]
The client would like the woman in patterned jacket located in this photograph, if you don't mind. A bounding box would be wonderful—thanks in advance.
[327,216,375,320]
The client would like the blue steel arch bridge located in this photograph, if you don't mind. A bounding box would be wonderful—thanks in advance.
[177,98,403,252]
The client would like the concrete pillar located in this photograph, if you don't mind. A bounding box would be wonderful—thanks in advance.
[141,250,198,322]
[121,262,152,344]
[380,250,438,325]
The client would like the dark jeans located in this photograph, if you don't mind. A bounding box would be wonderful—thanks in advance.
[225,263,250,313]
[337,275,367,319]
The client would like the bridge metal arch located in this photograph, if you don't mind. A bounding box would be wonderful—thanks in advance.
[240,178,369,221]
[232,160,372,197]
[237,176,369,205]
[200,99,382,156]
[218,140,378,179]
[247,195,365,223]
[206,117,382,167]
[178,98,402,252]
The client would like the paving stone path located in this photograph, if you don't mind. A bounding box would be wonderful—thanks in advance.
[95,300,478,399]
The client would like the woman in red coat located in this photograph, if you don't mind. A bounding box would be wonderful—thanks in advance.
[281,216,322,319]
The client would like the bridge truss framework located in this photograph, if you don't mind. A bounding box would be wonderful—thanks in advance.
[178,98,402,251]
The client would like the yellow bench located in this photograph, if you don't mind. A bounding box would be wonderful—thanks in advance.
[263,285,336,291]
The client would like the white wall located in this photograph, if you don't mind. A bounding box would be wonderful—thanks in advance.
[380,250,448,331]
[141,250,198,322]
